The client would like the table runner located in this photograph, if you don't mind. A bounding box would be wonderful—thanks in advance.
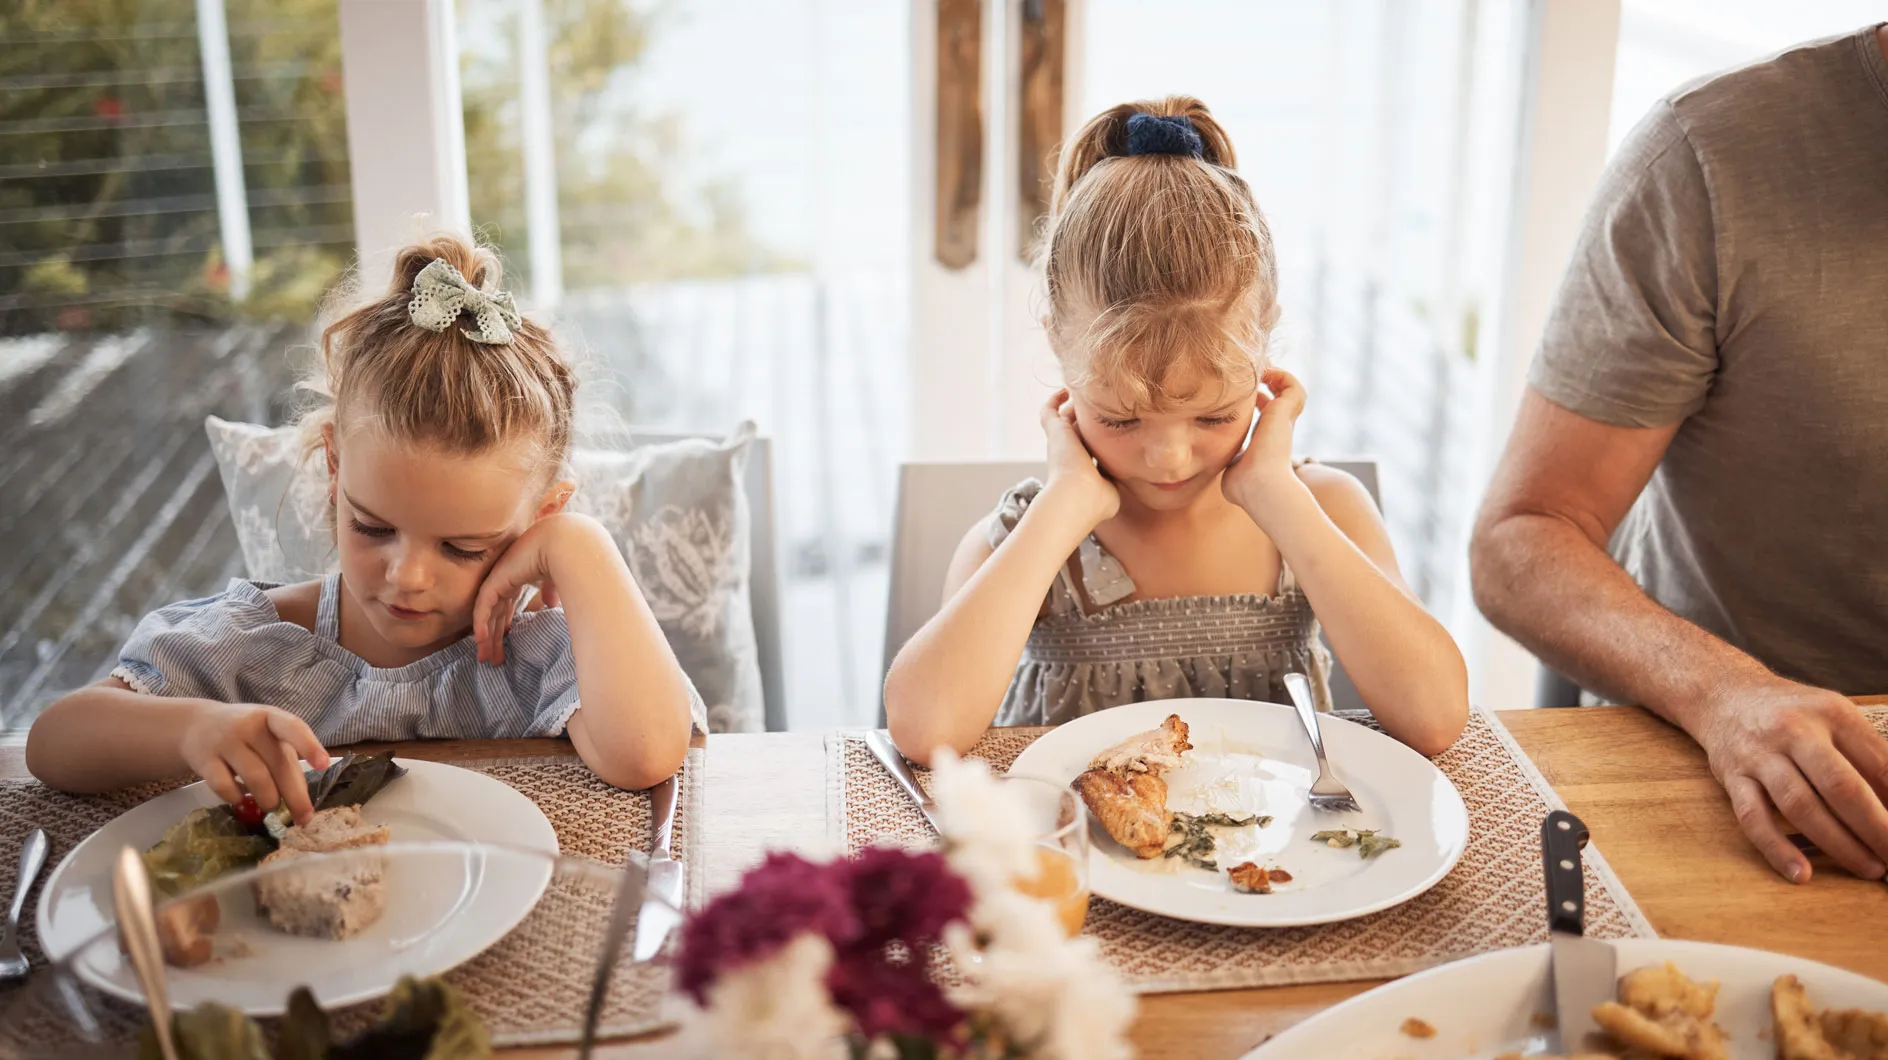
[0,748,705,1048]
[832,707,1661,993]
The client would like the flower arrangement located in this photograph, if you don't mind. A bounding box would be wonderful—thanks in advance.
[674,751,1136,1059]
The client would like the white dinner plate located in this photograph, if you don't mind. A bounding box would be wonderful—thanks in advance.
[37,759,558,1014]
[1244,937,1888,1058]
[1007,699,1469,928]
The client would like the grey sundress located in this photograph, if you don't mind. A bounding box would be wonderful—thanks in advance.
[989,479,1336,727]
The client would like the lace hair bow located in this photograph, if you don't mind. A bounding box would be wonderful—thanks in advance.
[406,258,524,344]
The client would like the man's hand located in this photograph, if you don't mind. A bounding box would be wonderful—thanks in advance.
[1697,678,1888,883]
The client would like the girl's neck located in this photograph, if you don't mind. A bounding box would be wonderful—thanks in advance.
[333,574,471,669]
[1108,471,1240,533]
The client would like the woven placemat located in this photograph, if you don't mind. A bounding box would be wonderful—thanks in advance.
[832,708,1663,993]
[0,748,704,1048]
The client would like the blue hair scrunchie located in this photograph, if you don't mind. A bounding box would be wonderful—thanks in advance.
[1124,113,1204,158]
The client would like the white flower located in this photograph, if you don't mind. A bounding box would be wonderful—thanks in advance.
[701,933,850,1060]
[929,751,1137,1060]
[929,749,1042,892]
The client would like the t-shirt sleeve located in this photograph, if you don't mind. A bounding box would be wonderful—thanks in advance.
[112,583,277,701]
[1528,101,1721,428]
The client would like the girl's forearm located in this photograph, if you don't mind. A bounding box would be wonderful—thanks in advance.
[884,485,1102,764]
[550,524,693,789]
[1243,481,1469,754]
[26,686,206,792]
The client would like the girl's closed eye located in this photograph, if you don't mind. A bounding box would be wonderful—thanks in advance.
[442,542,488,562]
[1196,414,1238,426]
[1097,415,1140,430]
[350,517,394,540]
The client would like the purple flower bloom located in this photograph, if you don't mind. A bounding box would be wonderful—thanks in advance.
[828,950,964,1041]
[843,847,972,950]
[677,846,975,1042]
[675,851,859,1003]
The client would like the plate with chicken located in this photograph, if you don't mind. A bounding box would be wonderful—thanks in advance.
[1008,699,1469,927]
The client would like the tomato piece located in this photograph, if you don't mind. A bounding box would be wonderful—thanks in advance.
[232,793,264,828]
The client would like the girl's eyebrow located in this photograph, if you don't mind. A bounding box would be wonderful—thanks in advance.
[344,493,509,539]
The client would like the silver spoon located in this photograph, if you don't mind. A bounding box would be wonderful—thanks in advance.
[0,828,48,980]
[112,846,178,1060]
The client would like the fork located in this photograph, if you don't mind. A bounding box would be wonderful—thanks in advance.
[0,829,48,981]
[1284,672,1362,814]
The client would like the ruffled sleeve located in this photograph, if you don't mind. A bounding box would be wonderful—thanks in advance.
[112,580,284,700]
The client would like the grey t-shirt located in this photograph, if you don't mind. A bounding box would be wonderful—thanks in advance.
[1529,25,1888,696]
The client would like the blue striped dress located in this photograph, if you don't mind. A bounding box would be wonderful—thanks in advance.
[110,573,706,744]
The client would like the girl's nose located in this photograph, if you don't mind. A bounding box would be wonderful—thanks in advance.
[388,545,433,593]
[1145,434,1191,476]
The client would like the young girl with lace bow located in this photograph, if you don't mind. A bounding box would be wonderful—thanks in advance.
[28,235,704,817]
[885,98,1470,762]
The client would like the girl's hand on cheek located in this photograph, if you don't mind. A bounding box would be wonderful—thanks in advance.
[1042,390,1120,525]
[1222,368,1308,511]
[472,520,558,666]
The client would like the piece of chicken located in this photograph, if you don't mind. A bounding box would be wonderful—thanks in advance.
[1820,1005,1888,1060]
[1073,768,1171,858]
[1591,962,1727,1060]
[1088,714,1192,775]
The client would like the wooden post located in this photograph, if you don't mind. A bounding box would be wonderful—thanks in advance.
[934,0,982,270]
[1016,0,1065,262]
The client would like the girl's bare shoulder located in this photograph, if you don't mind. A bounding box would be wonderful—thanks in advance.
[262,580,322,633]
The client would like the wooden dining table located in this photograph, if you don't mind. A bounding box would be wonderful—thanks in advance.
[8,701,1884,1058]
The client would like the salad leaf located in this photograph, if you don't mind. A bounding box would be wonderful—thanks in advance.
[138,977,488,1060]
[141,806,276,899]
[139,1001,269,1060]
[310,752,408,813]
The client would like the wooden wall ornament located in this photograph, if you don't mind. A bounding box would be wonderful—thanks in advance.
[935,0,983,270]
[1017,0,1066,262]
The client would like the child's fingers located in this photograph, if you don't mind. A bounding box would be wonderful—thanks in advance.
[225,744,280,812]
[265,711,330,771]
[539,581,561,609]
[268,740,316,825]
[198,758,243,807]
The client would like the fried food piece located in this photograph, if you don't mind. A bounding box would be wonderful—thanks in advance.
[1088,714,1192,775]
[153,893,220,967]
[1772,973,1888,1060]
[1820,1006,1888,1060]
[1399,1017,1436,1039]
[1591,961,1727,1060]
[1226,862,1292,893]
[1073,768,1171,858]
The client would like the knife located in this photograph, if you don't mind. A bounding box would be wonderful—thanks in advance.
[1543,810,1616,1055]
[632,774,685,962]
[864,729,944,834]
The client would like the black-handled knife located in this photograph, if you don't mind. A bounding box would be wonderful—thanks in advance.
[1543,810,1616,1055]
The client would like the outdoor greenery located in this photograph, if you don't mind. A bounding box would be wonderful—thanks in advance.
[0,0,784,335]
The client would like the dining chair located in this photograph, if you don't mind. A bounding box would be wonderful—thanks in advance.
[878,458,1382,723]
[629,430,787,732]
[1534,666,1585,708]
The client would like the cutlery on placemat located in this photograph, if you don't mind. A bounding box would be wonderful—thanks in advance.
[864,729,944,834]
[1284,672,1361,814]
[113,845,180,1060]
[578,843,649,1060]
[0,828,48,981]
[1543,810,1616,1055]
[632,774,685,963]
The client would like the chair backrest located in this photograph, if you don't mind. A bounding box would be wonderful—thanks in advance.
[880,458,1382,717]
[630,430,787,732]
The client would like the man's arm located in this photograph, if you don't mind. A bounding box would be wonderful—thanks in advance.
[1472,389,1888,883]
